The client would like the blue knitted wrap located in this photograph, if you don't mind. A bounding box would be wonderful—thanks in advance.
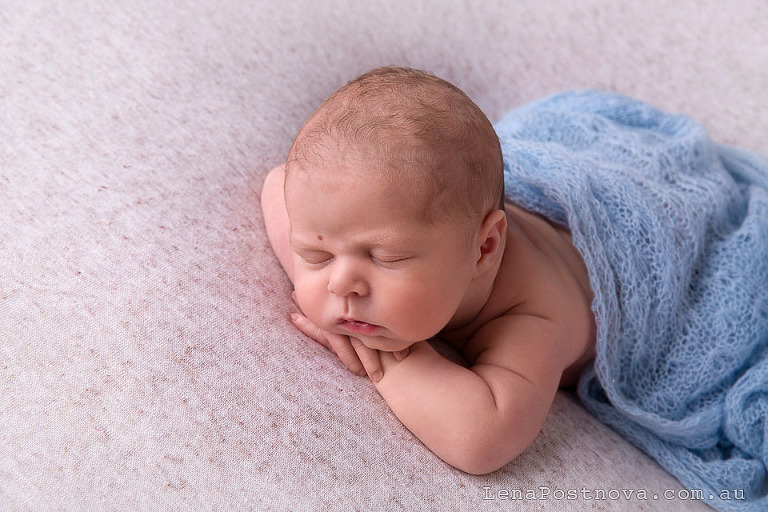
[494,91,768,511]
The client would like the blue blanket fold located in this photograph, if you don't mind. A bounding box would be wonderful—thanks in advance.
[494,90,768,511]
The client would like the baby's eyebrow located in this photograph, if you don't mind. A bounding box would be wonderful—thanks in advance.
[361,231,424,250]
[290,231,415,250]
[288,234,321,248]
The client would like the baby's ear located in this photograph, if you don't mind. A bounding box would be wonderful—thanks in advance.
[476,209,507,268]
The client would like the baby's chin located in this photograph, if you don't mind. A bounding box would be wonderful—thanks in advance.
[340,330,415,353]
[366,340,415,353]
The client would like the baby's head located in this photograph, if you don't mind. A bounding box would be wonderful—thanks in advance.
[286,66,504,239]
[284,66,506,351]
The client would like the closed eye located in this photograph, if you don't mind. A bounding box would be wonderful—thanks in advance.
[298,250,333,265]
[371,255,412,267]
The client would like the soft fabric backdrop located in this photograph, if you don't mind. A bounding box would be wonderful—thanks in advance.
[2,1,766,510]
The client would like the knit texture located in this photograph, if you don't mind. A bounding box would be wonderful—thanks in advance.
[495,91,768,512]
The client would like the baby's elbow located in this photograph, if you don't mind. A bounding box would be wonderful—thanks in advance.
[443,435,523,476]
[449,451,513,476]
[453,457,506,476]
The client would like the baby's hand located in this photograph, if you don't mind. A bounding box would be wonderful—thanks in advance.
[289,293,409,382]
[289,310,370,378]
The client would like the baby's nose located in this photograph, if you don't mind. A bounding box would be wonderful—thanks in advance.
[327,260,369,297]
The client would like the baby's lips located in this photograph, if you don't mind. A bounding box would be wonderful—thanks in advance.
[338,318,382,336]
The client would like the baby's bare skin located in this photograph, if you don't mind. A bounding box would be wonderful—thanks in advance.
[261,163,595,474]
[440,200,595,387]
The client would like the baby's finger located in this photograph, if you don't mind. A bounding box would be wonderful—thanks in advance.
[327,334,366,377]
[393,347,410,362]
[290,313,331,350]
[291,291,302,311]
[349,337,383,383]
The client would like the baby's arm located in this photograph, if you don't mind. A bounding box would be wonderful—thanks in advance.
[373,314,565,475]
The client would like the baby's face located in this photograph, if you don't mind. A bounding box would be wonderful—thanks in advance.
[285,156,478,352]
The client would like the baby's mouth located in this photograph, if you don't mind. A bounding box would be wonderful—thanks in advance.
[337,318,382,335]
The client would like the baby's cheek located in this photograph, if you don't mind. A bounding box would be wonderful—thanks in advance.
[387,289,448,339]
[293,276,324,318]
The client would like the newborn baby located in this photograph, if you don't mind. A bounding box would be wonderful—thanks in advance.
[261,66,595,474]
